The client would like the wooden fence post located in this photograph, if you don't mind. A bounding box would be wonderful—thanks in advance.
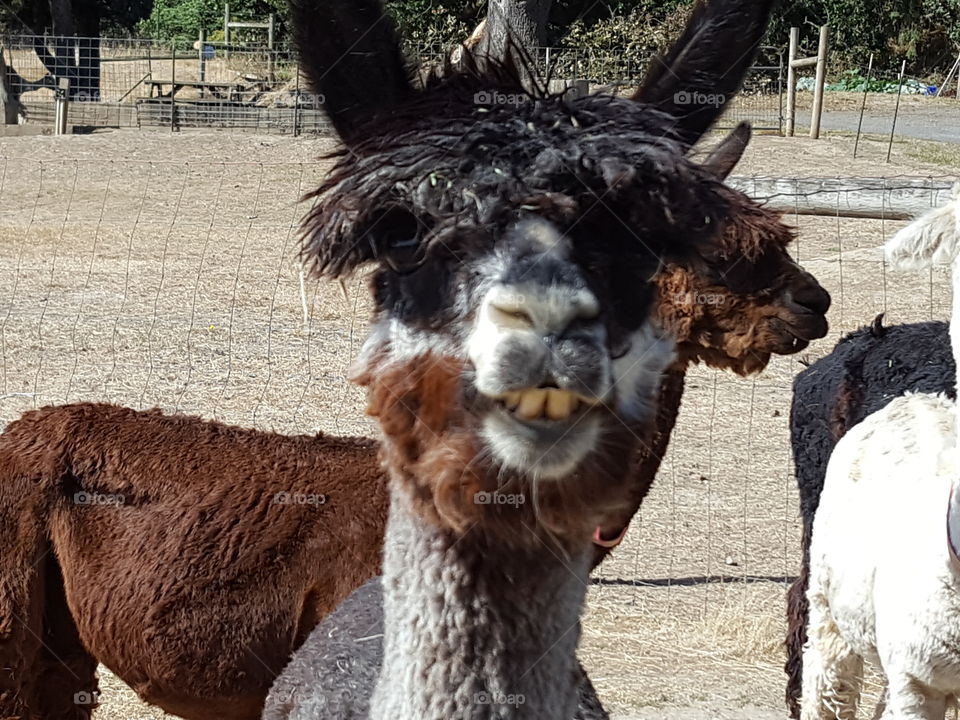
[267,14,275,82]
[224,3,230,60]
[786,27,798,137]
[198,29,206,97]
[809,25,829,139]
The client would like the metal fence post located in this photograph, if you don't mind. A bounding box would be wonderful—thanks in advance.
[853,53,873,158]
[293,64,300,137]
[777,50,785,135]
[887,60,907,163]
[198,29,206,97]
[54,77,70,134]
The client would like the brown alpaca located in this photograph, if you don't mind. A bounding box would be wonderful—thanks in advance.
[0,127,829,718]
[0,404,386,720]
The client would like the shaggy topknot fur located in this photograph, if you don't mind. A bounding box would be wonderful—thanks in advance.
[784,317,955,717]
[300,72,727,282]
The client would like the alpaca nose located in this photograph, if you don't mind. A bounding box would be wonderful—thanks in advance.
[468,282,611,402]
[791,276,832,315]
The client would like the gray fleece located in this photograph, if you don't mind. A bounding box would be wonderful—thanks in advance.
[263,578,608,720]
[263,489,610,720]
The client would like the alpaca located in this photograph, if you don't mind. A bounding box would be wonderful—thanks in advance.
[799,185,960,720]
[266,0,775,716]
[262,579,611,720]
[784,195,960,718]
[0,403,387,720]
[0,126,831,719]
[784,318,955,717]
[277,0,775,716]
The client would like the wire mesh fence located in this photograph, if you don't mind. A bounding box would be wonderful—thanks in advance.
[0,126,957,716]
[3,34,785,134]
[3,34,327,132]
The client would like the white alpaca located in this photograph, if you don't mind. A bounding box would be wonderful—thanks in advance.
[802,184,960,720]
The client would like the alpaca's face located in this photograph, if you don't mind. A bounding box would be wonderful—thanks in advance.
[657,202,831,376]
[294,0,781,535]
[360,199,680,481]
[463,219,672,478]
[307,89,742,486]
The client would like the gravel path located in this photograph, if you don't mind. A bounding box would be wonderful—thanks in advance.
[795,101,960,144]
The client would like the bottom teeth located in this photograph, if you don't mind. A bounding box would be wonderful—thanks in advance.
[505,388,581,421]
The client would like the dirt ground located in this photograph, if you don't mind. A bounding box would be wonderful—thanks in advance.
[0,126,957,720]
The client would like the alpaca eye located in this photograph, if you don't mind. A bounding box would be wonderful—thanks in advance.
[374,209,428,274]
[384,236,424,274]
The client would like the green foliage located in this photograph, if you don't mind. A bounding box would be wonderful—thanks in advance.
[768,0,960,71]
[0,0,151,35]
[138,0,289,46]
[560,5,689,70]
[385,1,478,47]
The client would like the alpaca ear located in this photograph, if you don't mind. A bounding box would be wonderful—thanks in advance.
[701,122,752,179]
[633,0,776,149]
[290,0,414,146]
[885,187,960,270]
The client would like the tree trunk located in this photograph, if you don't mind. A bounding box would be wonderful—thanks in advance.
[40,0,78,99]
[0,46,24,124]
[48,0,75,35]
[482,0,552,85]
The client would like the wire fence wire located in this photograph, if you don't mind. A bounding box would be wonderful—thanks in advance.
[0,151,957,714]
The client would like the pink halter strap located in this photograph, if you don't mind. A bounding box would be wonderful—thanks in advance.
[593,523,630,549]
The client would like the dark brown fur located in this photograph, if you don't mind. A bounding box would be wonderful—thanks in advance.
[0,404,385,720]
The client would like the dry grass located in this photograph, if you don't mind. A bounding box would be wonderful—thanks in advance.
[0,128,956,720]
